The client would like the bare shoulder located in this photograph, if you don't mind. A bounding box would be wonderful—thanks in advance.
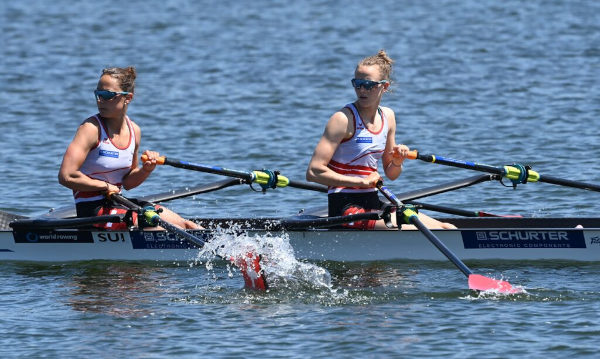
[70,116,101,149]
[77,116,100,136]
[130,120,142,137]
[331,106,352,121]
[381,106,396,129]
[380,106,395,120]
[326,107,353,140]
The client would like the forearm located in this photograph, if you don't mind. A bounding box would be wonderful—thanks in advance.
[121,167,152,190]
[384,159,403,180]
[307,166,369,188]
[58,171,111,192]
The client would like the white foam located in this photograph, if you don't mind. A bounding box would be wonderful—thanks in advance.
[194,221,332,290]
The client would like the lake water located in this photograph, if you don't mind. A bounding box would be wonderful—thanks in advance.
[1,0,599,358]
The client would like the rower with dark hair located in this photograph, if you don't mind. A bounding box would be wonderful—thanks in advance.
[58,66,199,230]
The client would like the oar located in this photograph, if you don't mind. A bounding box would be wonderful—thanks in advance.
[37,178,246,220]
[139,178,243,203]
[110,193,268,290]
[10,215,123,230]
[408,150,600,192]
[403,200,518,218]
[278,210,385,230]
[145,154,514,217]
[393,174,497,201]
[376,182,522,294]
[142,154,326,192]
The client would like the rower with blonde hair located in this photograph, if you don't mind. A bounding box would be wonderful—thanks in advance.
[307,50,455,230]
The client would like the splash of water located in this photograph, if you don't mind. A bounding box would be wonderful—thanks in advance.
[193,221,332,290]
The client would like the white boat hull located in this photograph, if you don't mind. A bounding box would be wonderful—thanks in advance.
[2,224,600,262]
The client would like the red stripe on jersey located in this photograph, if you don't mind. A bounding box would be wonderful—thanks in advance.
[328,159,376,172]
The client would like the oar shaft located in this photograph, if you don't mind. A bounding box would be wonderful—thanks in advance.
[377,182,522,293]
[153,155,329,192]
[409,150,600,192]
[110,193,206,247]
[151,153,507,217]
[408,213,472,277]
[538,174,600,192]
[393,174,496,202]
[140,178,243,204]
[287,179,327,193]
[111,193,268,290]
[409,152,504,176]
[163,157,253,182]
[405,201,481,217]
[377,183,473,278]
[279,211,382,230]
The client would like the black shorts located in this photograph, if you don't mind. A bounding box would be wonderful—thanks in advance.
[328,191,383,217]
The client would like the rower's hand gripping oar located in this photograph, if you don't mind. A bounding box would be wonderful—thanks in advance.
[109,192,268,290]
[141,154,326,193]
[376,182,522,294]
[407,150,600,192]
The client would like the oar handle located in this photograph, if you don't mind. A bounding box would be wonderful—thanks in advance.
[141,154,166,165]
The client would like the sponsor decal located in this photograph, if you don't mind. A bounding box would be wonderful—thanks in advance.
[129,230,207,249]
[99,149,119,158]
[356,137,372,144]
[590,236,600,245]
[461,230,586,249]
[13,230,94,243]
[94,232,129,243]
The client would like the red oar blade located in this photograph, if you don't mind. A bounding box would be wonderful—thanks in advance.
[468,274,523,294]
[232,252,268,290]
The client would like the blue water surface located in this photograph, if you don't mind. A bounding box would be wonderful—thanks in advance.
[1,0,599,358]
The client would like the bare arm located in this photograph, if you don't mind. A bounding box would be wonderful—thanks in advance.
[121,123,157,190]
[58,119,119,193]
[306,110,381,188]
[381,107,408,181]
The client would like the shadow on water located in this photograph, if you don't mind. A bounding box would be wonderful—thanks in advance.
[4,261,180,317]
[3,258,599,314]
[65,263,169,317]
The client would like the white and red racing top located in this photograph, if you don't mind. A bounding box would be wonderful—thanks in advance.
[327,103,388,194]
[74,114,136,203]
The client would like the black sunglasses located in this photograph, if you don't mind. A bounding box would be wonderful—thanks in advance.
[351,78,388,90]
[94,90,130,101]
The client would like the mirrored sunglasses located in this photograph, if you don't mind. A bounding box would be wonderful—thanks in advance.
[351,78,387,90]
[94,90,130,101]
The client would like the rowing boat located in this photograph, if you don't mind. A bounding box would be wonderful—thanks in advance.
[5,154,600,292]
[2,208,599,262]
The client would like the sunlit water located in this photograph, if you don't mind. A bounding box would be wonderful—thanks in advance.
[1,0,600,357]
